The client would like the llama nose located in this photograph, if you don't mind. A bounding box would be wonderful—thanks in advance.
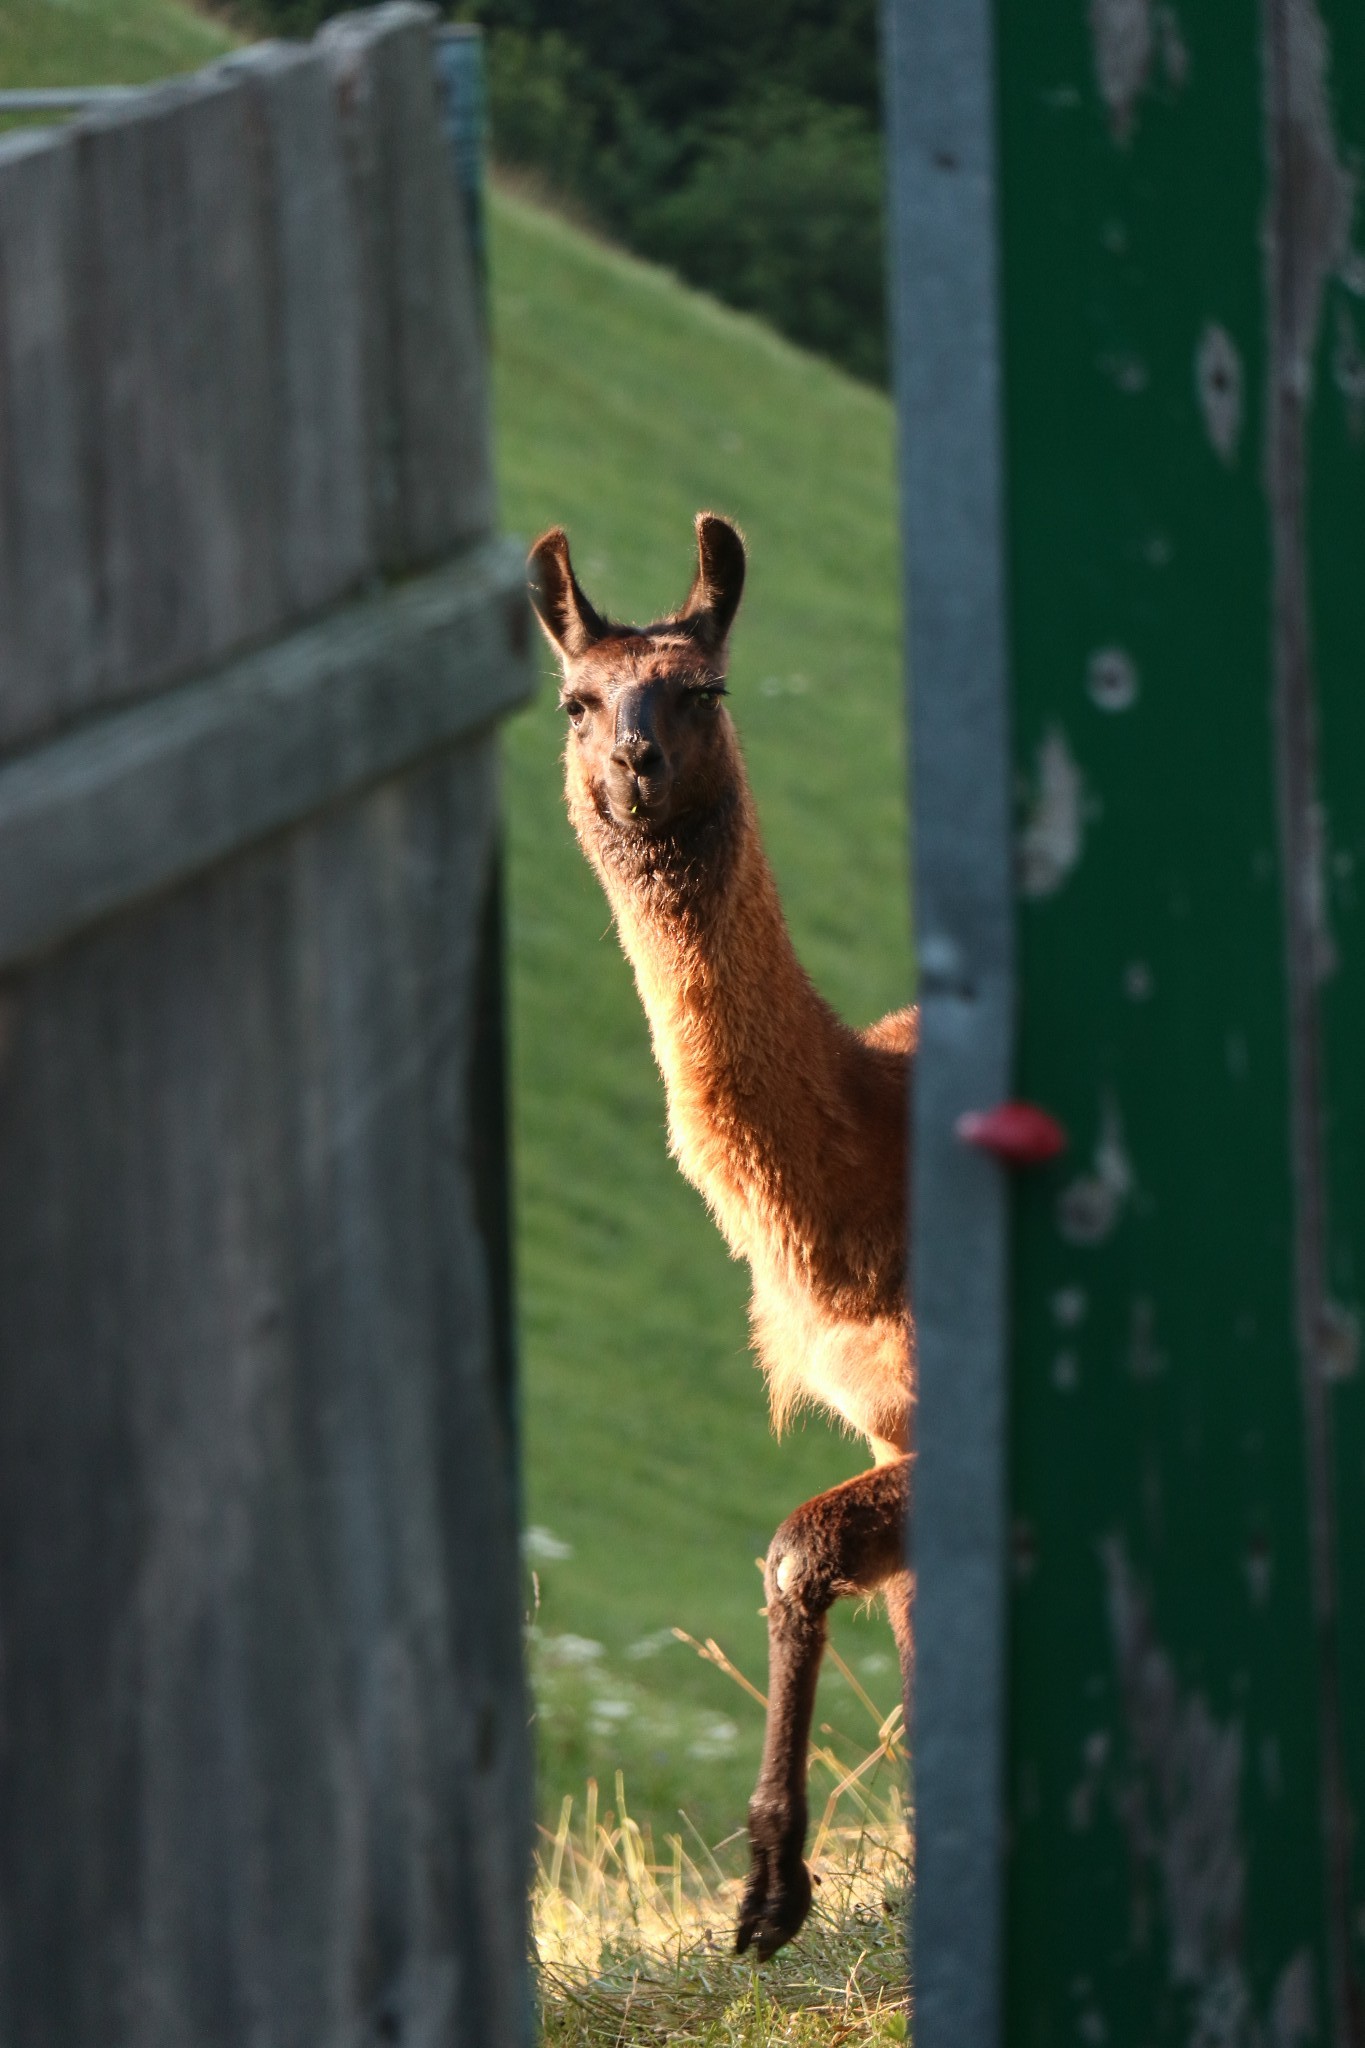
[612,731,663,775]
[612,689,663,776]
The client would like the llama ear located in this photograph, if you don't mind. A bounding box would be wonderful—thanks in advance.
[679,512,746,654]
[527,527,609,661]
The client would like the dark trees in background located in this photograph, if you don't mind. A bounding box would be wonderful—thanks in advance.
[243,0,889,384]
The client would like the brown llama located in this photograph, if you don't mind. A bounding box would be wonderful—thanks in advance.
[527,512,914,1960]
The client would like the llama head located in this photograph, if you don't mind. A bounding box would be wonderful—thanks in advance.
[527,513,747,839]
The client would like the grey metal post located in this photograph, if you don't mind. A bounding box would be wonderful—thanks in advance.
[882,2,1013,2044]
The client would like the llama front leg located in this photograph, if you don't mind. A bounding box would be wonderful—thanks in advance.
[736,1457,911,1959]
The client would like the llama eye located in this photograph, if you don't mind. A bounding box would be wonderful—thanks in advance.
[562,698,586,726]
[694,686,726,710]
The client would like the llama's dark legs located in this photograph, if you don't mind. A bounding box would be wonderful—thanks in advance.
[736,1457,911,1959]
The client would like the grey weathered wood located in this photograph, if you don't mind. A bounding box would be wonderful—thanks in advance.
[0,127,97,745]
[321,4,495,569]
[76,69,282,713]
[225,41,373,615]
[382,11,494,557]
[0,535,531,971]
[0,9,489,747]
[0,89,134,111]
[318,15,402,562]
[0,747,531,2046]
[0,18,531,2040]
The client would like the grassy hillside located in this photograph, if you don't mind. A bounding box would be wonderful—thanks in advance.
[0,0,231,88]
[0,0,911,1862]
[489,188,910,1847]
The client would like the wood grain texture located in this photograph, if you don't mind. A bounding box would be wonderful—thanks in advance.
[226,40,373,618]
[0,536,532,972]
[0,19,529,2038]
[0,7,490,747]
[320,4,495,570]
[0,744,531,2047]
[0,127,97,746]
[76,68,282,710]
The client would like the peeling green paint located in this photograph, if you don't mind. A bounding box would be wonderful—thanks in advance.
[997,0,1364,2037]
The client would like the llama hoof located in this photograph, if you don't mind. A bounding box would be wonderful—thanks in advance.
[734,1841,813,1959]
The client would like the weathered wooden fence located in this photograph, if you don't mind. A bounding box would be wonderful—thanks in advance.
[0,8,533,2042]
[889,1,1365,2043]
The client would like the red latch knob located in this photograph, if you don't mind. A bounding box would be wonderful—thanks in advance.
[955,1101,1068,1165]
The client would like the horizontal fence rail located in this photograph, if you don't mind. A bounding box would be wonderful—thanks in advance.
[0,536,531,972]
[0,88,137,110]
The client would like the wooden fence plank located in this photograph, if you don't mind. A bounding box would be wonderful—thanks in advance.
[320,4,495,570]
[226,41,373,616]
[318,15,401,566]
[0,10,491,745]
[0,128,97,747]
[0,536,531,972]
[0,19,530,2040]
[382,12,495,559]
[76,70,282,713]
[0,747,530,2045]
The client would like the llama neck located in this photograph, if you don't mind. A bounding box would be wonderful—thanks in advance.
[583,779,852,1264]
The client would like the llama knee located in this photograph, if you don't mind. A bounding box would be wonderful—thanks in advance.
[763,1508,831,1622]
[764,1475,909,1624]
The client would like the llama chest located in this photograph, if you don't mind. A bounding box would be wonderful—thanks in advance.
[748,1263,911,1460]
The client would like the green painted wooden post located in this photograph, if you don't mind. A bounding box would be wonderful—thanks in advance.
[1305,12,1365,2034]
[887,3,1365,2042]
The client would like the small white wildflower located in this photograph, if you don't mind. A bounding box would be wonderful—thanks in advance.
[688,1716,739,1758]
[624,1629,675,1661]
[539,1633,603,1667]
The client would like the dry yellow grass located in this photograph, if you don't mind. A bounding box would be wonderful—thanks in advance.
[532,1636,911,2045]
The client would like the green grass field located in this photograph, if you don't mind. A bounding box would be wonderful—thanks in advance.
[0,0,231,90]
[0,0,911,1876]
